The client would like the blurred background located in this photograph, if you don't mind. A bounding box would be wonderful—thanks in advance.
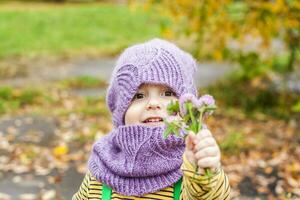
[0,0,299,199]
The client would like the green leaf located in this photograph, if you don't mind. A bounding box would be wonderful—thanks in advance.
[292,101,300,112]
[167,100,180,114]
[204,168,214,180]
[205,105,217,110]
[163,127,172,139]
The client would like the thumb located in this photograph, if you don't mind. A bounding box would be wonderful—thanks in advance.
[185,131,197,151]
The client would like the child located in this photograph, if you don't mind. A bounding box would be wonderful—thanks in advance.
[72,39,230,199]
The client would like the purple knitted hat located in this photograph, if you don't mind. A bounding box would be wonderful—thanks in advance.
[106,38,198,127]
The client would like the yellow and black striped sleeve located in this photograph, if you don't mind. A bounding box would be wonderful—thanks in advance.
[72,172,90,200]
[180,154,231,200]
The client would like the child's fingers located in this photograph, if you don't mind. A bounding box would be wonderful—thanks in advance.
[196,129,212,141]
[195,137,217,151]
[195,146,220,160]
[184,150,197,165]
[185,131,197,151]
[197,167,205,175]
[197,156,220,169]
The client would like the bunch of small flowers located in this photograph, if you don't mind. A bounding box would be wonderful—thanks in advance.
[163,94,216,138]
[163,93,217,178]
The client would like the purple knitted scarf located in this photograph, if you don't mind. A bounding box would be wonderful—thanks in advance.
[88,124,185,196]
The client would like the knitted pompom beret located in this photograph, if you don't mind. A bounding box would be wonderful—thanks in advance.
[106,38,198,127]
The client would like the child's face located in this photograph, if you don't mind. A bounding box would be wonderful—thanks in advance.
[124,84,178,126]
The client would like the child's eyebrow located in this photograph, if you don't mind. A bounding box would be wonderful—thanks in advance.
[163,87,175,92]
[136,89,145,93]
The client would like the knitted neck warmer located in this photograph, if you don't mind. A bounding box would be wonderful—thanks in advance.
[88,124,185,196]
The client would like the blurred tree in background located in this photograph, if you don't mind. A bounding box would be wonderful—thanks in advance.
[132,0,300,119]
[0,0,122,3]
[137,0,299,77]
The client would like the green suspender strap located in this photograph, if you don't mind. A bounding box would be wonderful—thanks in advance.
[174,178,182,200]
[102,184,112,200]
[101,178,182,200]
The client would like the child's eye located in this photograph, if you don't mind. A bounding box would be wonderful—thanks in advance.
[133,93,145,100]
[164,90,175,97]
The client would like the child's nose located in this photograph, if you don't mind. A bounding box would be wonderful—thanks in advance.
[146,98,161,110]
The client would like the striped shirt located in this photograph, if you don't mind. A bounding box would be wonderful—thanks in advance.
[72,155,230,200]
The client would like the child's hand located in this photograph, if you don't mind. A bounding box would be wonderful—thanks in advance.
[184,129,221,174]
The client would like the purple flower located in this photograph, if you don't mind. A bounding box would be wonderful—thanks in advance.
[194,99,203,109]
[179,93,197,104]
[179,93,199,115]
[178,129,188,138]
[165,116,178,124]
[199,94,215,106]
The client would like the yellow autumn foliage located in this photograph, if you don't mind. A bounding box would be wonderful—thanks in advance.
[53,145,69,157]
[138,0,299,71]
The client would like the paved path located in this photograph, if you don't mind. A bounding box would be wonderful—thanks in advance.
[0,58,237,91]
[0,58,241,200]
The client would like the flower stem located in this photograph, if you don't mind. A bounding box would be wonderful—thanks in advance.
[198,108,213,180]
[199,110,203,131]
[187,103,197,133]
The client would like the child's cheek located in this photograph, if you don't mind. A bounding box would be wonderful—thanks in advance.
[124,101,146,125]
[162,100,171,113]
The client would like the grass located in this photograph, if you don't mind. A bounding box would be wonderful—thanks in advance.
[220,130,269,156]
[0,62,28,79]
[0,2,164,58]
[60,75,107,89]
[0,86,43,114]
[202,71,300,120]
[0,84,110,118]
[219,132,246,155]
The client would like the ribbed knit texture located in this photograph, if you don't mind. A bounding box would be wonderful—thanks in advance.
[106,38,198,128]
[88,124,185,196]
[88,38,199,196]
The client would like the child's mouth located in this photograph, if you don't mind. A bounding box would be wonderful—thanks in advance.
[142,117,164,124]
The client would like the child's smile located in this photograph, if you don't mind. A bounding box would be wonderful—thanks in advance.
[124,83,178,126]
[142,117,163,124]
